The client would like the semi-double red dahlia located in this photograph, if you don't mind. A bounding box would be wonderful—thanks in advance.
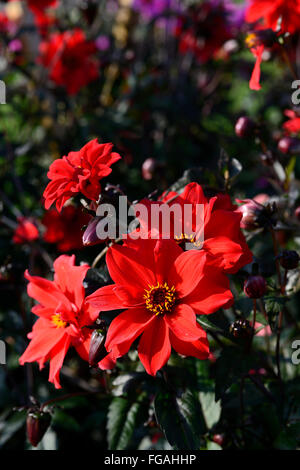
[246,0,300,34]
[130,182,252,274]
[42,206,91,252]
[39,29,99,95]
[87,239,234,376]
[19,255,112,388]
[43,139,121,212]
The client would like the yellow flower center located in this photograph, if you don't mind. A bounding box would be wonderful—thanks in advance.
[144,282,176,316]
[51,313,67,329]
[174,233,202,248]
[245,33,258,49]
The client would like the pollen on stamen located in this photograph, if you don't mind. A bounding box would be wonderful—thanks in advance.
[51,313,67,329]
[144,282,176,316]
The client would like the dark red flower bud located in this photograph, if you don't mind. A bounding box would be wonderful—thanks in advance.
[142,158,165,181]
[260,152,275,166]
[235,116,256,138]
[212,434,225,447]
[142,158,157,181]
[278,136,300,155]
[89,328,107,367]
[237,198,272,231]
[230,319,254,339]
[26,411,51,447]
[295,206,300,221]
[244,275,267,299]
[278,250,300,270]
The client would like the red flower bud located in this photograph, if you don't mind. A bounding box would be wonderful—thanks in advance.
[89,329,107,367]
[244,275,267,299]
[235,116,256,138]
[26,411,51,447]
[278,136,300,155]
[278,250,300,270]
[212,434,225,447]
[295,206,300,221]
[142,158,165,181]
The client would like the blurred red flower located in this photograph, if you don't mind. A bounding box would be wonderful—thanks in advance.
[283,110,300,135]
[27,0,58,12]
[87,239,233,376]
[19,255,108,388]
[43,139,121,212]
[13,217,39,244]
[42,206,91,252]
[39,29,99,95]
[246,0,300,34]
[175,1,235,64]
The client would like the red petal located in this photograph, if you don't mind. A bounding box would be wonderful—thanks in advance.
[19,318,66,366]
[184,265,234,314]
[106,244,156,295]
[170,328,209,360]
[105,307,154,350]
[167,250,206,298]
[48,335,71,389]
[138,317,171,376]
[53,255,89,308]
[165,304,202,341]
[249,45,264,91]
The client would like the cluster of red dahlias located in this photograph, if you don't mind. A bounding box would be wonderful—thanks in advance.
[19,138,254,388]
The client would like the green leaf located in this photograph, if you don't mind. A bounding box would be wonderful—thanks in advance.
[107,395,148,450]
[154,390,205,450]
[199,391,221,429]
[0,411,26,448]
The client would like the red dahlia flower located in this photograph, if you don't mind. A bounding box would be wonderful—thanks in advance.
[13,217,39,244]
[42,206,91,252]
[130,183,252,274]
[246,0,300,34]
[39,29,99,95]
[19,255,111,388]
[283,110,300,135]
[43,139,121,212]
[87,239,234,376]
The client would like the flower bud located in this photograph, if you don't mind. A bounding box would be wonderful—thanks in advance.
[294,206,300,221]
[212,434,225,447]
[235,116,256,138]
[142,158,164,181]
[260,152,275,166]
[244,275,267,299]
[82,216,102,246]
[89,328,107,367]
[278,250,300,270]
[230,319,254,339]
[26,411,51,447]
[278,136,300,155]
[236,197,273,231]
